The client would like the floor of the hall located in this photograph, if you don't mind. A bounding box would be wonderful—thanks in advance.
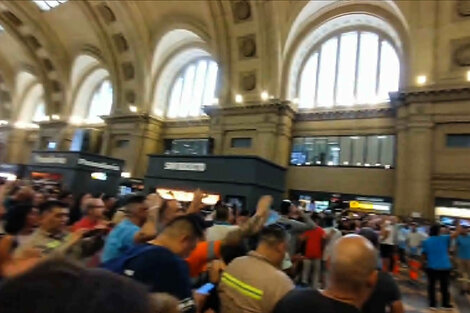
[397,271,470,313]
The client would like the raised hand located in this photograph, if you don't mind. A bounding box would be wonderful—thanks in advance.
[255,195,273,218]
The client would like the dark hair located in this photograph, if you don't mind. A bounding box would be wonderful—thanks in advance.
[429,223,441,236]
[4,204,34,234]
[358,227,379,247]
[220,244,247,265]
[259,224,288,246]
[38,200,68,215]
[238,209,250,217]
[0,259,152,313]
[165,213,207,239]
[124,194,146,206]
[279,200,291,215]
[69,193,89,225]
[215,205,230,221]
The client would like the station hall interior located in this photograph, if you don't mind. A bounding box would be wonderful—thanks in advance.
[0,1,470,312]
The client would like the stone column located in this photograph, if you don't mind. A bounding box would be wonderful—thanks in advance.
[103,114,163,178]
[205,100,296,166]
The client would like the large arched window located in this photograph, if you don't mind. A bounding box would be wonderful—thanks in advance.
[166,59,218,118]
[32,101,47,123]
[298,30,399,109]
[86,79,113,124]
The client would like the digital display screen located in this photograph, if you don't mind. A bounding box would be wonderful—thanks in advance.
[290,152,306,165]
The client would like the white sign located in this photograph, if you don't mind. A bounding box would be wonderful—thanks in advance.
[78,158,120,171]
[164,162,206,172]
[34,155,67,164]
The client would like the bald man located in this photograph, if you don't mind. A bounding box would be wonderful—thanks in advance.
[273,235,378,313]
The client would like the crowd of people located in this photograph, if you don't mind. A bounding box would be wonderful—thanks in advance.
[0,180,469,313]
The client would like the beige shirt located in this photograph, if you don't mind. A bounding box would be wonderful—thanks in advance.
[14,228,75,258]
[219,251,294,313]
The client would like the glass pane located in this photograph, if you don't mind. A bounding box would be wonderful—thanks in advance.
[299,53,318,109]
[326,137,340,166]
[339,137,352,165]
[379,135,395,166]
[87,80,113,123]
[178,65,196,117]
[313,138,328,165]
[356,32,379,105]
[365,136,380,166]
[351,136,366,166]
[378,41,400,101]
[304,137,315,165]
[202,61,218,107]
[167,77,183,118]
[317,37,338,107]
[32,101,46,122]
[189,60,207,116]
[291,138,305,164]
[336,32,358,106]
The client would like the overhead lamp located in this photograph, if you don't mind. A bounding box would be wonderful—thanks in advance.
[121,172,131,178]
[51,114,60,120]
[235,94,243,104]
[416,75,427,86]
[350,136,360,140]
[467,71,470,82]
[260,91,269,101]
[129,105,138,113]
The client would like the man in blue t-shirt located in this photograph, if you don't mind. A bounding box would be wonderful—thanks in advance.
[422,223,459,310]
[101,195,158,263]
[121,214,207,313]
[456,225,470,294]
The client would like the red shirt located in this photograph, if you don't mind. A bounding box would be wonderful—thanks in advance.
[72,216,100,232]
[303,227,325,259]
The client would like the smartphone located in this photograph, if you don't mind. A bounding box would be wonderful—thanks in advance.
[196,283,215,295]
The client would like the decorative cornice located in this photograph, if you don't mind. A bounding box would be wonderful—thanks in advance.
[390,85,470,106]
[164,117,210,128]
[203,100,296,117]
[295,107,394,121]
[102,113,164,125]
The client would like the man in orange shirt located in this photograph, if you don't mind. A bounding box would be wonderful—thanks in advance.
[72,198,107,232]
[301,223,325,288]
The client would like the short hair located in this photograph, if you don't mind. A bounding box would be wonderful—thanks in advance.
[358,227,379,247]
[164,214,206,239]
[215,205,230,221]
[279,200,291,215]
[124,194,146,213]
[238,209,250,217]
[323,215,335,228]
[0,259,152,313]
[258,224,288,246]
[429,223,441,236]
[4,204,34,234]
[38,200,68,215]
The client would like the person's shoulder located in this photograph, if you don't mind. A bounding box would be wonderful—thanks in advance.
[378,270,397,286]
[281,288,318,303]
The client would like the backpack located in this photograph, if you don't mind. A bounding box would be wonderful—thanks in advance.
[100,244,157,274]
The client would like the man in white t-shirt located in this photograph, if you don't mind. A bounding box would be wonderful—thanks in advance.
[206,205,238,241]
[407,222,427,258]
[380,218,396,272]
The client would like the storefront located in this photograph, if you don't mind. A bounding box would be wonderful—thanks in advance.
[435,198,470,226]
[289,190,393,214]
[145,155,286,211]
[0,163,26,181]
[26,151,124,196]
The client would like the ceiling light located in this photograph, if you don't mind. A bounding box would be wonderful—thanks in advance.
[350,136,359,140]
[377,135,387,139]
[343,161,349,165]
[121,172,131,178]
[235,94,243,104]
[51,114,60,120]
[129,105,138,113]
[467,71,470,82]
[416,75,427,86]
[260,91,269,101]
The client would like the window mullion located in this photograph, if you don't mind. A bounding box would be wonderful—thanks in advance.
[353,32,361,103]
[375,38,382,101]
[333,36,341,107]
[314,51,321,108]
